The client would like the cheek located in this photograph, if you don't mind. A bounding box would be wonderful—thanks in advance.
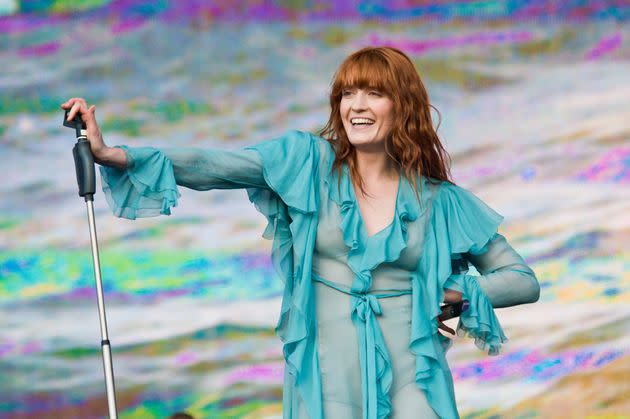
[379,108,394,127]
[375,100,394,123]
[339,101,350,117]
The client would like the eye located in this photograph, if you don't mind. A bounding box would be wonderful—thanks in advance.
[368,90,383,97]
[341,88,355,97]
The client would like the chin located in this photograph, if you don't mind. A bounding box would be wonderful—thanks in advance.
[347,136,370,145]
[348,137,385,149]
[347,132,374,144]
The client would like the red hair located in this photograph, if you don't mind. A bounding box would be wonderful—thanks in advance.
[320,46,453,195]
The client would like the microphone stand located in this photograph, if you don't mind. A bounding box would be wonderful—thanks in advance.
[65,113,118,418]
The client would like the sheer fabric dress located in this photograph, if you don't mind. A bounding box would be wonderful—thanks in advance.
[100,131,540,419]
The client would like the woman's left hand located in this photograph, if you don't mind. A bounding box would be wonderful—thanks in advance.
[438,288,463,336]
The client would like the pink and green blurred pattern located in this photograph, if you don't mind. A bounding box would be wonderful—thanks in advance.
[1,1,629,418]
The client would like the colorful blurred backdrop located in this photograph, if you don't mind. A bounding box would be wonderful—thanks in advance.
[1,1,629,418]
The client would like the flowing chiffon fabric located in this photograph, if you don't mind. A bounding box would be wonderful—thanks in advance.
[100,131,510,419]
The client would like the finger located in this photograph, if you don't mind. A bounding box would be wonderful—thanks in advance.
[60,98,75,108]
[61,97,85,109]
[66,103,79,121]
[61,97,87,109]
[85,108,101,136]
[67,102,87,121]
[83,105,96,122]
[85,106,102,140]
[66,103,77,120]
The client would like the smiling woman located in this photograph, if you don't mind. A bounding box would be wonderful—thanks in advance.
[321,47,451,198]
[61,46,540,419]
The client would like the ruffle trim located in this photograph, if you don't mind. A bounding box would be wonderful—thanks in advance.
[411,181,506,418]
[452,275,508,355]
[99,146,180,220]
[245,131,324,418]
[327,165,424,290]
[326,165,429,418]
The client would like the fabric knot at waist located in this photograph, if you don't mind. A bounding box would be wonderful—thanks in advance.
[312,273,412,419]
[355,294,382,320]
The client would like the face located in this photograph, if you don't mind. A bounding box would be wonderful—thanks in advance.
[339,87,394,151]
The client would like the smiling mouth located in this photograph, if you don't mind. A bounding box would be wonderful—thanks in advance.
[350,117,375,126]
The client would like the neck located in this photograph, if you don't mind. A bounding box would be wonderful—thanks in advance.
[354,146,398,182]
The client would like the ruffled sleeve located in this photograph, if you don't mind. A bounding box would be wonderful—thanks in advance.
[244,130,326,419]
[426,182,507,354]
[435,183,508,355]
[100,146,180,219]
[100,145,268,219]
[410,181,508,418]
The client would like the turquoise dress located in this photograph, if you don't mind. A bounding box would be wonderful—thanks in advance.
[101,131,540,419]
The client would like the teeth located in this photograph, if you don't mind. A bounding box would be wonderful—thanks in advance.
[351,118,375,125]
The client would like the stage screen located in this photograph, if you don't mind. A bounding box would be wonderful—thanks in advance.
[1,1,629,418]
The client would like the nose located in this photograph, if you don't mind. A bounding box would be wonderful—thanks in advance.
[350,91,368,111]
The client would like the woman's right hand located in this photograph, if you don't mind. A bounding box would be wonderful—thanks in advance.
[60,98,127,168]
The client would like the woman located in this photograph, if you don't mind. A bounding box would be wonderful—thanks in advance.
[62,47,540,419]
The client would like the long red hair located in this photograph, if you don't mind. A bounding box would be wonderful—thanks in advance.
[320,46,453,195]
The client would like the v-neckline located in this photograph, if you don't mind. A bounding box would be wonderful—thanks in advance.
[348,170,402,240]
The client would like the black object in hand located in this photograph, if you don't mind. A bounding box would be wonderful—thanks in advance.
[63,109,86,129]
[63,109,95,199]
[438,300,469,321]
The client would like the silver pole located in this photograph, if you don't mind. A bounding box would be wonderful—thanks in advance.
[86,199,118,419]
[66,115,119,418]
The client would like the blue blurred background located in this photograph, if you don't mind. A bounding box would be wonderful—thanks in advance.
[1,1,629,418]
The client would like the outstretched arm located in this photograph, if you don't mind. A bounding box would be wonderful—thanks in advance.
[160,147,267,190]
[465,233,541,308]
[98,145,270,219]
[62,97,267,190]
